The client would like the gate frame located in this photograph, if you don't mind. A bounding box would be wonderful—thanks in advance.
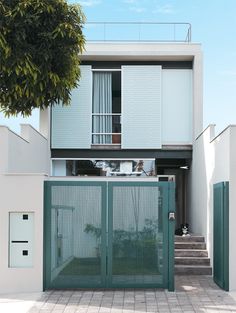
[43,179,175,291]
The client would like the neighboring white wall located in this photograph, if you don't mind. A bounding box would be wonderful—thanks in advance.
[190,124,236,291]
[209,128,230,261]
[213,129,230,182]
[0,174,45,293]
[162,69,192,144]
[0,125,49,174]
[0,124,49,293]
[190,125,231,255]
[190,125,230,247]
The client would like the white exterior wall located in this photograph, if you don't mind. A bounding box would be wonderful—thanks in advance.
[0,125,49,293]
[192,53,203,139]
[0,126,9,173]
[39,108,50,139]
[0,174,45,293]
[190,126,231,257]
[189,126,215,244]
[190,124,236,291]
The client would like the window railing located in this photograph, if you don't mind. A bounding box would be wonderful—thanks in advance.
[92,133,121,145]
[84,22,192,43]
[92,113,121,145]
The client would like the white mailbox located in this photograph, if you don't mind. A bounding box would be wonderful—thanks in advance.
[9,212,34,268]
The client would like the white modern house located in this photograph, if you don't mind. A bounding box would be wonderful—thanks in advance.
[0,22,235,293]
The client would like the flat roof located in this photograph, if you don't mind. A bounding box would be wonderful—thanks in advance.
[81,42,202,62]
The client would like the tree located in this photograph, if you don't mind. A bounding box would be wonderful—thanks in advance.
[0,0,85,116]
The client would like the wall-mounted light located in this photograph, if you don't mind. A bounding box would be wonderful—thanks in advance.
[180,166,189,170]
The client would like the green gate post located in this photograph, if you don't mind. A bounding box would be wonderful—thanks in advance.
[223,182,229,291]
[213,181,229,291]
[168,182,175,292]
[43,181,52,291]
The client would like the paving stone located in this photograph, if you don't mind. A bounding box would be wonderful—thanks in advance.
[21,276,236,313]
[28,308,41,313]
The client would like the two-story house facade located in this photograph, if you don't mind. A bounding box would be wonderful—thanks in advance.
[41,41,203,230]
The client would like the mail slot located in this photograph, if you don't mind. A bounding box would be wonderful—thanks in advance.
[9,212,34,268]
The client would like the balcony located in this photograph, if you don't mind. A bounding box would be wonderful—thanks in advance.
[83,22,191,43]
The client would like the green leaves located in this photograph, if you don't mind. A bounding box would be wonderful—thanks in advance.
[0,0,85,116]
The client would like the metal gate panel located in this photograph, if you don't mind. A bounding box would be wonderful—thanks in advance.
[44,181,107,289]
[107,181,174,289]
[213,182,229,291]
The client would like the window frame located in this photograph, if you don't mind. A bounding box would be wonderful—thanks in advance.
[91,69,122,146]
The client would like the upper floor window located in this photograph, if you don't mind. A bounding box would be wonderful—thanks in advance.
[92,71,121,145]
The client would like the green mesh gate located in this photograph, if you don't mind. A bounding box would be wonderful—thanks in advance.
[213,182,229,291]
[44,181,175,290]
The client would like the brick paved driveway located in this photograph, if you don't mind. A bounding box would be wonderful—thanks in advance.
[27,276,236,313]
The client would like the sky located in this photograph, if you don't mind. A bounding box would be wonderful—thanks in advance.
[1,0,236,135]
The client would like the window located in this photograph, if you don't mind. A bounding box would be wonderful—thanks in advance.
[92,71,121,145]
[52,159,156,177]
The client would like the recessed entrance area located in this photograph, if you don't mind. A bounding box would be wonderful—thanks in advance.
[156,158,190,231]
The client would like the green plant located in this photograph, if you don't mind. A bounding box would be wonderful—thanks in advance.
[84,218,159,260]
[84,224,101,240]
[0,0,85,116]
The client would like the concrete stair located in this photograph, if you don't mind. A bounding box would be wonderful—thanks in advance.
[175,235,212,275]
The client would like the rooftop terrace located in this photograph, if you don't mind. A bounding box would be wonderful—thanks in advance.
[83,22,192,43]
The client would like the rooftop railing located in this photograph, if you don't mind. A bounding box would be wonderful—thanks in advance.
[83,22,192,43]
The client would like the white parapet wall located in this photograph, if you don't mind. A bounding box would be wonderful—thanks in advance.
[0,125,49,293]
[190,124,236,291]
[0,124,49,174]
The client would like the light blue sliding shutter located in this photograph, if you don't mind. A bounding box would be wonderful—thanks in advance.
[122,66,162,149]
[162,69,192,144]
[51,65,92,149]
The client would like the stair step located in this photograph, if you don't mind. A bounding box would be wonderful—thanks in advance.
[175,249,208,257]
[175,235,204,242]
[175,242,206,250]
[175,257,210,266]
[175,265,212,275]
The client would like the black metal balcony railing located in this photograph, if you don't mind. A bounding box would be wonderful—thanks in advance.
[83,22,192,43]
